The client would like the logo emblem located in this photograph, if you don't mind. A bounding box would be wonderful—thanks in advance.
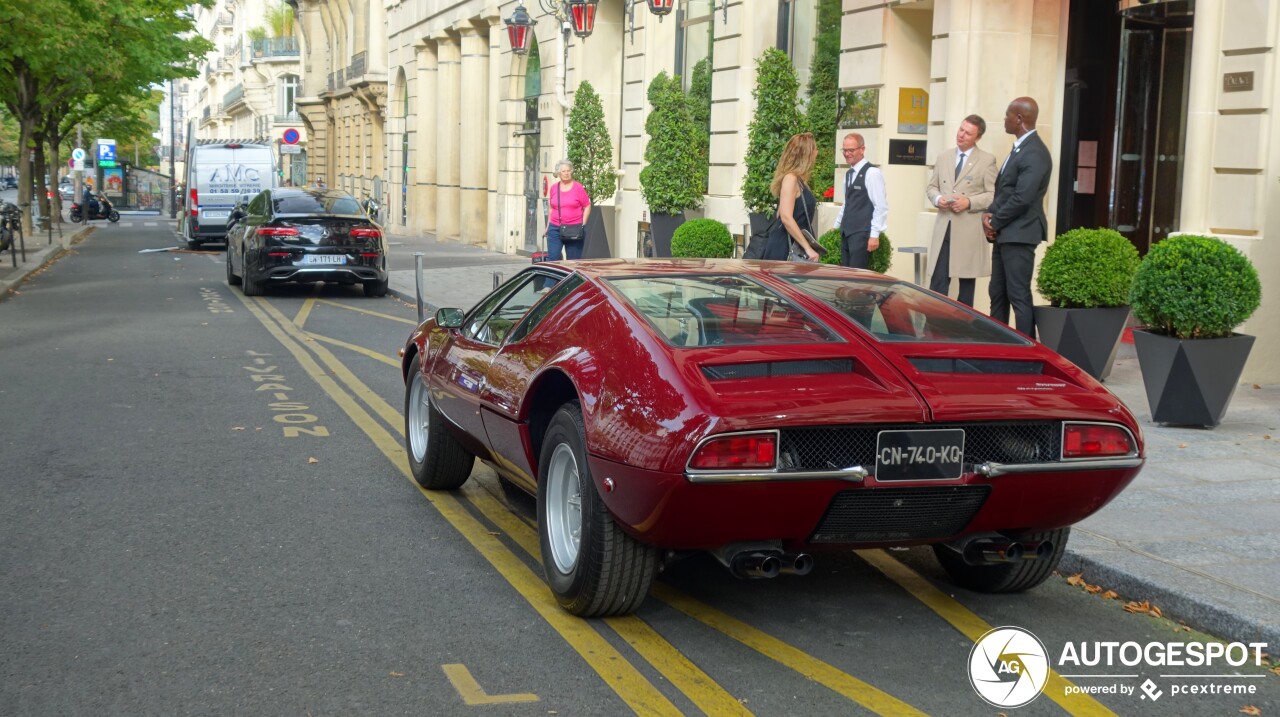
[968,626,1050,708]
[1140,679,1163,701]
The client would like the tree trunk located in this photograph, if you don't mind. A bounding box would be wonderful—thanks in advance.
[17,119,34,236]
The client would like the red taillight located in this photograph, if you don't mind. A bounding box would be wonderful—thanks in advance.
[255,226,299,237]
[350,227,381,239]
[689,432,778,470]
[359,253,381,258]
[266,251,292,257]
[189,188,198,217]
[1063,423,1134,459]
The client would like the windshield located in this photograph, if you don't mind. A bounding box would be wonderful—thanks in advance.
[272,191,363,216]
[785,276,1030,345]
[606,275,841,347]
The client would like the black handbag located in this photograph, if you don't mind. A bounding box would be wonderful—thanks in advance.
[788,181,825,262]
[554,184,584,240]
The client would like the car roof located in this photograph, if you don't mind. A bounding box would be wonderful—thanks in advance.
[540,258,887,281]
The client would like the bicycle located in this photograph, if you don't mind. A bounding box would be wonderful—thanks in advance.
[0,202,21,254]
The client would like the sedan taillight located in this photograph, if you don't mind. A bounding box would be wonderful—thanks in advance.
[256,226,299,237]
[689,432,778,470]
[1062,423,1134,459]
[350,227,381,240]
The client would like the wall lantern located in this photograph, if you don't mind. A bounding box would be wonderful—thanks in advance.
[504,3,534,55]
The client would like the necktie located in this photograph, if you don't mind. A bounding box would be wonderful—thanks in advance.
[955,152,965,180]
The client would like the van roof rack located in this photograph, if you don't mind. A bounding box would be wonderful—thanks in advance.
[193,138,273,146]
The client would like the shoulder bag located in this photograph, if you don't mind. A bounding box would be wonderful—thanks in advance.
[788,180,826,262]
[555,184,584,240]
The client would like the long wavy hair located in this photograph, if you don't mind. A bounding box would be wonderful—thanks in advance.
[769,132,816,198]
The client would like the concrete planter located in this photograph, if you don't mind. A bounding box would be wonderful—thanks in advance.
[1132,329,1256,428]
[649,212,684,258]
[1033,305,1131,381]
[582,206,613,259]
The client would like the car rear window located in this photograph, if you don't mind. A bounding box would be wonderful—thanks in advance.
[606,275,840,347]
[272,193,363,216]
[784,277,1030,344]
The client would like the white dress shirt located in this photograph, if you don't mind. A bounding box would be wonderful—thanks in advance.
[934,150,967,208]
[832,159,889,235]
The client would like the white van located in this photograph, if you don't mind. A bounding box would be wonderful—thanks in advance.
[182,139,276,248]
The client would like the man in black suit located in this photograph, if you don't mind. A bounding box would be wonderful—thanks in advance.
[983,97,1052,336]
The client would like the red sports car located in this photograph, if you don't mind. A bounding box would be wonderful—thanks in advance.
[401,260,1144,617]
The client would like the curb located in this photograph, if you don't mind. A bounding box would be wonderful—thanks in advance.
[1060,548,1280,648]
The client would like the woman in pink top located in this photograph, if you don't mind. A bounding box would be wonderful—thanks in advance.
[545,159,591,260]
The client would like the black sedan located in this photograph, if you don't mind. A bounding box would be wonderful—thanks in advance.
[225,188,389,297]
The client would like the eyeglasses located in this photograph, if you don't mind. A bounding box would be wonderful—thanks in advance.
[842,146,864,153]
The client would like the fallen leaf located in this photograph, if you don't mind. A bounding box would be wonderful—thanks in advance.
[232,426,245,431]
[487,531,500,536]
[1253,384,1262,389]
[1178,443,1188,449]
[389,671,405,678]
[1102,590,1119,600]
[1149,605,1163,618]
[1067,573,1086,587]
[1269,664,1280,677]
[1239,706,1260,716]
[1085,584,1103,594]
[1124,600,1150,614]
[307,457,319,464]
[1265,435,1273,441]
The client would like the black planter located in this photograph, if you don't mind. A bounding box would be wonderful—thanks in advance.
[582,206,613,259]
[1033,305,1131,381]
[1132,329,1256,428]
[649,212,685,258]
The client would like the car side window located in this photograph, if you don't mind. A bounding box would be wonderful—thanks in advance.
[462,277,533,343]
[469,275,559,345]
[248,192,268,217]
[507,273,579,343]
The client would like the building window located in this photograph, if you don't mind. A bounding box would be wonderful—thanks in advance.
[281,74,299,116]
[777,0,818,95]
[675,0,713,90]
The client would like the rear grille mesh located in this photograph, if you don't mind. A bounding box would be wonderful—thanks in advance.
[778,422,1061,474]
[810,485,992,543]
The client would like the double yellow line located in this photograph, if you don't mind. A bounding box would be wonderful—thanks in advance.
[233,289,1115,717]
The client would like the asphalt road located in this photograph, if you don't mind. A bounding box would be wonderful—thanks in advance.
[1,219,1276,716]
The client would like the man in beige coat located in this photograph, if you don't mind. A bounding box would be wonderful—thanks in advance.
[926,115,998,306]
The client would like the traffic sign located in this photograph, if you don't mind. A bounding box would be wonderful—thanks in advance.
[72,148,87,161]
[97,139,117,162]
[282,128,300,145]
[280,144,301,154]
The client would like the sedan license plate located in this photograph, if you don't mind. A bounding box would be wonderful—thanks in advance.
[875,429,965,481]
[302,255,346,265]
[203,210,229,219]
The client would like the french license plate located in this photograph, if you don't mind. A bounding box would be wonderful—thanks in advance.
[302,255,346,265]
[875,429,965,481]
[203,210,229,219]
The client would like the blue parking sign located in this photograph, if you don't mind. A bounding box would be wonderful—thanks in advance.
[97,141,116,162]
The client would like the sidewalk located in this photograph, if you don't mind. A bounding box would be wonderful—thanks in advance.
[384,230,1280,648]
[0,223,92,301]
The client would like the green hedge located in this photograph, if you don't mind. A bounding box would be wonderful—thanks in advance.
[639,72,704,215]
[1036,228,1140,308]
[1129,234,1261,339]
[671,219,734,258]
[818,229,892,274]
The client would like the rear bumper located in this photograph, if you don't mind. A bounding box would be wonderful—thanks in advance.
[263,265,387,284]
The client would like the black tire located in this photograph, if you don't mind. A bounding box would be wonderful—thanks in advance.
[225,248,241,286]
[363,278,389,298]
[404,354,473,489]
[70,209,82,223]
[538,402,659,617]
[933,528,1070,593]
[241,251,265,296]
[108,210,120,222]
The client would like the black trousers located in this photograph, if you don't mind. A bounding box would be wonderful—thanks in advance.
[840,230,871,269]
[928,226,976,306]
[989,241,1036,336]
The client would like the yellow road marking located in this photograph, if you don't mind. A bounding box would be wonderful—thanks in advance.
[235,293,682,717]
[651,584,929,716]
[316,297,418,324]
[305,332,401,367]
[460,483,754,717]
[293,291,318,328]
[442,664,538,705]
[856,549,1118,717]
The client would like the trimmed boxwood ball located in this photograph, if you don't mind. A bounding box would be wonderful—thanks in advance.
[1036,228,1140,308]
[817,229,892,274]
[671,219,735,258]
[1129,234,1261,339]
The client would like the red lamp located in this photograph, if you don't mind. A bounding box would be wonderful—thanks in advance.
[646,0,676,18]
[504,3,534,55]
[567,0,600,38]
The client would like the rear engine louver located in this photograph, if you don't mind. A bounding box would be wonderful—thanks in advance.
[701,358,854,381]
[909,358,1044,374]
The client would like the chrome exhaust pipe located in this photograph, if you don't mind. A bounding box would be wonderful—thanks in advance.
[962,539,1023,564]
[1020,540,1054,560]
[729,552,782,579]
[778,552,814,576]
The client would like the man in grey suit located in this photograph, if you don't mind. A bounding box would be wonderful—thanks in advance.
[983,97,1053,336]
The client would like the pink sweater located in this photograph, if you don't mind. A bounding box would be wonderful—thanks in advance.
[551,182,590,225]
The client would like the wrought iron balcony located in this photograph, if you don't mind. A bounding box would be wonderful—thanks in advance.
[347,51,366,81]
[251,37,300,60]
[216,12,233,27]
[222,84,245,108]
[327,72,334,92]
[274,112,302,123]
[335,68,345,87]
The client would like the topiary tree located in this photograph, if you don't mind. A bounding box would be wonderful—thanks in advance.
[1129,234,1261,339]
[686,58,712,197]
[1037,228,1140,308]
[671,218,734,258]
[741,48,806,216]
[818,228,892,273]
[639,72,704,215]
[804,0,841,200]
[567,81,617,205]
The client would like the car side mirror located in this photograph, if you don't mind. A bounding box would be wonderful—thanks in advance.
[436,308,465,329]
[230,209,246,221]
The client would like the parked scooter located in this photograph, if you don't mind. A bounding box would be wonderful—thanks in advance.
[70,194,120,223]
